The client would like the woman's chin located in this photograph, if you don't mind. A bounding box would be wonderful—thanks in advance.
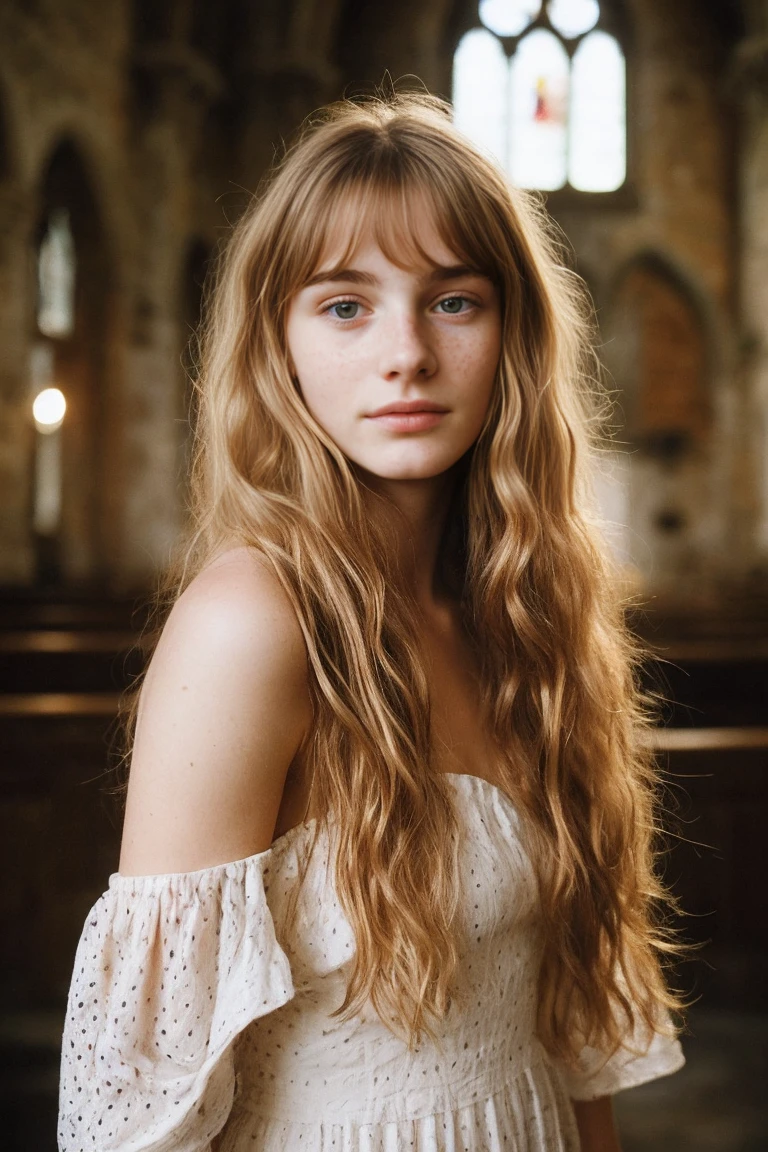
[346,448,471,484]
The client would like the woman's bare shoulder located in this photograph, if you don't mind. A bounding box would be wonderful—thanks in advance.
[156,544,309,707]
[118,545,312,876]
[177,544,304,643]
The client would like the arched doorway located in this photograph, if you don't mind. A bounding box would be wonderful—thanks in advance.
[600,253,713,594]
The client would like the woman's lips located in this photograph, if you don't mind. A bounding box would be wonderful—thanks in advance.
[365,401,449,432]
[365,410,447,432]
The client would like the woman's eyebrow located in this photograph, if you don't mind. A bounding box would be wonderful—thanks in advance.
[304,267,377,288]
[304,263,487,288]
[430,263,487,282]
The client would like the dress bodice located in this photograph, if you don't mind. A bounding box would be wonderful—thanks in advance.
[57,773,684,1152]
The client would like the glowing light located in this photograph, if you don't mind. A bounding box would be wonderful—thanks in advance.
[479,0,540,37]
[509,30,569,190]
[33,387,66,433]
[569,31,626,191]
[38,208,76,338]
[453,29,508,167]
[453,1,626,194]
[548,0,599,39]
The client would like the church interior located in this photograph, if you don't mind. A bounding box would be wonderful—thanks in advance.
[0,0,766,1147]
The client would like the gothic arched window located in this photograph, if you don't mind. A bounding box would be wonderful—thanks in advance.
[452,0,626,192]
[37,207,76,339]
[30,141,110,583]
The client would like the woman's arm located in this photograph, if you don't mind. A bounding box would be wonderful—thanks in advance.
[572,1096,622,1152]
[119,545,312,875]
[58,549,313,1151]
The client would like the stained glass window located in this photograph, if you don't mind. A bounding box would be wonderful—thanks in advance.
[509,30,569,190]
[453,28,508,167]
[452,0,626,193]
[569,31,626,191]
[548,0,599,38]
[479,0,541,37]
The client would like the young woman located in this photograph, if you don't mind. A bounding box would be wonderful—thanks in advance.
[58,92,687,1151]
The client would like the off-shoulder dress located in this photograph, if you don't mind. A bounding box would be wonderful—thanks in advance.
[57,772,685,1151]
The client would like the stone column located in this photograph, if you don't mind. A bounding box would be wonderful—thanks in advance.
[116,43,223,587]
[235,0,341,185]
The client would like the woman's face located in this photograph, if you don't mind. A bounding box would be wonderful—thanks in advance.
[284,198,502,484]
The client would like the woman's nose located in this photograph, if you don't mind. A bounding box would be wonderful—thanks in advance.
[378,311,438,381]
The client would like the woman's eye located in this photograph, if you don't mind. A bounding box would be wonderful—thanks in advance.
[437,296,470,314]
[327,300,360,320]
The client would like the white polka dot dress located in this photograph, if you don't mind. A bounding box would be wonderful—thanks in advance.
[57,774,685,1151]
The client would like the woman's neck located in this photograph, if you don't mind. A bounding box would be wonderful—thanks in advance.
[356,464,463,614]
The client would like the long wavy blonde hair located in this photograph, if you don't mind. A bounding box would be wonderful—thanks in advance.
[119,90,688,1067]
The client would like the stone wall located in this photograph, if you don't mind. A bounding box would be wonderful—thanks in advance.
[0,0,764,601]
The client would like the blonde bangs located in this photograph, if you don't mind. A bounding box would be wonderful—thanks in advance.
[289,179,496,293]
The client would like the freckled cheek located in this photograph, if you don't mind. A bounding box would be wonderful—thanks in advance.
[479,330,502,395]
[449,331,500,395]
[297,359,362,428]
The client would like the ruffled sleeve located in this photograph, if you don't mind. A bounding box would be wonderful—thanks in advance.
[554,1000,685,1102]
[57,848,295,1152]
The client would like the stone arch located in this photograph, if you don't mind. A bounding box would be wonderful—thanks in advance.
[597,249,717,595]
[31,138,112,584]
[606,250,713,458]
